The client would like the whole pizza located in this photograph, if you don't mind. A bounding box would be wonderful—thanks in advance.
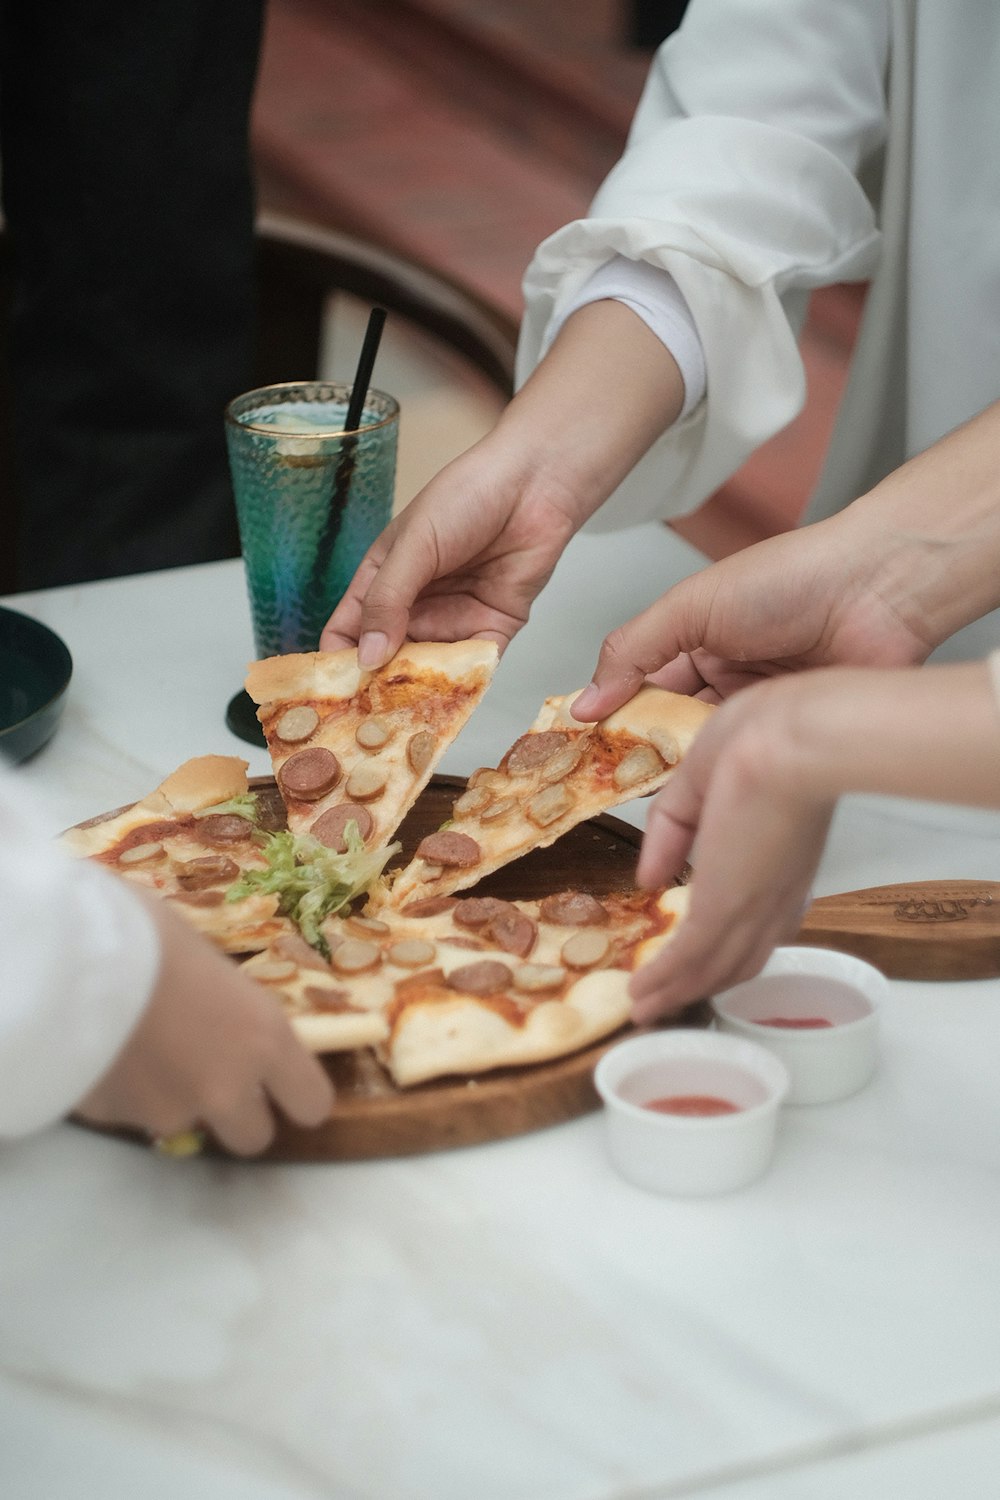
[63,641,712,1098]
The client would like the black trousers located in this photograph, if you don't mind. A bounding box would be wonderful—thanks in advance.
[0,0,264,589]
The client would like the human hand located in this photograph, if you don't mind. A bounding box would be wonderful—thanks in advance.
[321,299,687,667]
[320,431,581,665]
[626,675,836,1022]
[571,512,932,721]
[626,654,1000,1020]
[76,898,334,1156]
[575,393,1000,723]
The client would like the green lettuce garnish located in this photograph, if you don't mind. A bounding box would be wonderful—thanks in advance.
[226,822,399,953]
[194,792,261,823]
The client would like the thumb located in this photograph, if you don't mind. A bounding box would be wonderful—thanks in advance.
[571,576,709,721]
[323,514,441,668]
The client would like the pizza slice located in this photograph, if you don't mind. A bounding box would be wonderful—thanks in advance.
[245,640,499,856]
[379,685,713,911]
[241,883,690,1086]
[240,933,388,1052]
[62,755,295,953]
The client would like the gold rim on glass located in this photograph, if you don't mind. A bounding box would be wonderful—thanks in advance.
[224,380,399,439]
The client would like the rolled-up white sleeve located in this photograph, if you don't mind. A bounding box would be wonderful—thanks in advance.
[517,0,889,530]
[543,255,708,421]
[0,763,160,1136]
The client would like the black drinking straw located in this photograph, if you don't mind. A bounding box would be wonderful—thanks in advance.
[310,306,387,595]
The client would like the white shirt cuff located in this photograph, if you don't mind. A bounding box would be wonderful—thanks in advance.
[543,255,708,421]
[0,766,161,1136]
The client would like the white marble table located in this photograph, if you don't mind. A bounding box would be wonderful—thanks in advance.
[3,523,1000,1500]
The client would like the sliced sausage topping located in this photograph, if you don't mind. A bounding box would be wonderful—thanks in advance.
[251,958,298,984]
[330,938,382,975]
[416,830,481,868]
[506,730,569,774]
[446,959,513,996]
[453,785,492,818]
[387,939,437,968]
[118,840,165,865]
[539,891,609,927]
[310,803,374,851]
[344,762,388,802]
[561,930,611,969]
[273,933,330,971]
[480,797,517,824]
[407,730,436,775]
[452,900,536,956]
[467,767,506,790]
[512,963,566,994]
[198,813,255,845]
[486,906,537,959]
[356,717,392,750]
[527,784,574,828]
[175,855,240,890]
[279,747,342,801]
[613,743,666,791]
[275,705,319,743]
[453,896,511,930]
[537,739,586,785]
[344,913,391,939]
[400,895,459,918]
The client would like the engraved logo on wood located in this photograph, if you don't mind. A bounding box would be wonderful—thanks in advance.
[859,891,995,924]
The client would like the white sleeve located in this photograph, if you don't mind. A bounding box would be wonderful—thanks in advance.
[542,256,707,421]
[517,0,890,530]
[0,762,160,1136]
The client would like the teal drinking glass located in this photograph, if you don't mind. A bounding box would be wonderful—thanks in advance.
[224,381,399,742]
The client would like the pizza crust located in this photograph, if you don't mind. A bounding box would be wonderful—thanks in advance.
[62,755,251,858]
[537,684,711,749]
[245,640,500,712]
[383,968,632,1087]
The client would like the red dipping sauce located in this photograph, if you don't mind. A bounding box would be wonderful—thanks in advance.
[644,1095,741,1117]
[757,1016,833,1029]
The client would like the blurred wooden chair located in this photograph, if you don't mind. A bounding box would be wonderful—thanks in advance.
[0,215,519,593]
[253,213,518,399]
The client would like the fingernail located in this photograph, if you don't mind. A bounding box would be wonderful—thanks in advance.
[358,631,389,669]
[571,683,599,719]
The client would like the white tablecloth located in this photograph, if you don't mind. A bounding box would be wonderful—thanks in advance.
[3,523,1000,1500]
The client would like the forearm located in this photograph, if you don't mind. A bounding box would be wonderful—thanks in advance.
[777,660,1000,809]
[496,300,685,526]
[835,399,1000,650]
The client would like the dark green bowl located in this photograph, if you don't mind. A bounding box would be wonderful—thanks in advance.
[0,605,73,763]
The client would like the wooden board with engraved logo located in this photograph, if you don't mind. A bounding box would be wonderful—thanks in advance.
[795,879,1000,981]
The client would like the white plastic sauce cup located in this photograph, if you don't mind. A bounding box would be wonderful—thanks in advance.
[594,1030,790,1197]
[712,947,886,1105]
